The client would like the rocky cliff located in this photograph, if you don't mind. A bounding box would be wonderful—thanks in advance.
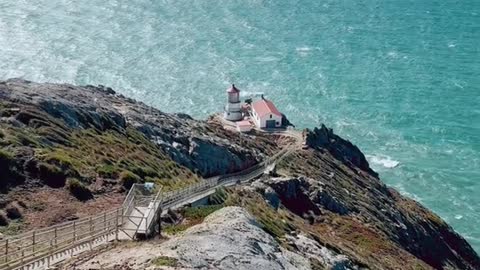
[0,79,478,269]
[68,207,356,270]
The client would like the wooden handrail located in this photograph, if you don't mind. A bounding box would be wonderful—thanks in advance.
[1,143,295,270]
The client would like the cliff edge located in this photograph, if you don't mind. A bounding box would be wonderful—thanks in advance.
[0,79,478,270]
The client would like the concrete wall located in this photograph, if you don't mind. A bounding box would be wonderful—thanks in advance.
[252,110,281,128]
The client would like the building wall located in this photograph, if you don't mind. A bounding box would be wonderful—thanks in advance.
[251,109,282,128]
[224,110,243,121]
[237,125,252,132]
[225,102,241,112]
[228,93,240,103]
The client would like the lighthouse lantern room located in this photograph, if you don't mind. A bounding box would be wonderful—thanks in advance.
[223,84,243,121]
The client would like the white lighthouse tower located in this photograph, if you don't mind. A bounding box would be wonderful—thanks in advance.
[223,84,243,121]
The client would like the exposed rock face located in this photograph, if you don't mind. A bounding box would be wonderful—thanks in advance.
[71,207,356,270]
[1,79,479,270]
[252,176,351,219]
[0,79,271,180]
[304,125,378,177]
[0,79,276,228]
[285,234,355,269]
[157,207,310,270]
[275,153,480,270]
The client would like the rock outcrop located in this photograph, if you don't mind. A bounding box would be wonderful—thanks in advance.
[304,125,378,177]
[0,79,273,181]
[0,79,478,270]
[271,153,480,269]
[71,207,357,270]
[0,78,277,228]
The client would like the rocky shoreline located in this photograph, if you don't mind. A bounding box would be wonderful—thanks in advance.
[1,79,479,269]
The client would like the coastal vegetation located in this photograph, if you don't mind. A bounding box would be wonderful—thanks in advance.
[151,256,179,267]
[163,204,224,235]
[0,80,478,269]
[0,97,200,230]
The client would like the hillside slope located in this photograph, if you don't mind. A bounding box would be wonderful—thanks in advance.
[0,79,478,269]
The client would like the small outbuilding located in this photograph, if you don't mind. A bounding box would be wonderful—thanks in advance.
[236,120,252,133]
[251,98,282,129]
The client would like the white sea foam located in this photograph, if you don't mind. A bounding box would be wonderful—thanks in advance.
[296,47,312,52]
[255,56,279,62]
[366,154,400,169]
[296,47,313,57]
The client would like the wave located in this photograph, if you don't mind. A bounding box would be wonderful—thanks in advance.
[296,47,312,52]
[366,154,400,169]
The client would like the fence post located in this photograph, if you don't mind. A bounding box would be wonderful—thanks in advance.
[103,212,107,231]
[115,209,119,241]
[47,239,52,267]
[103,212,110,243]
[121,207,124,226]
[4,239,8,263]
[72,221,76,243]
[89,217,93,250]
[54,227,58,247]
[32,231,36,253]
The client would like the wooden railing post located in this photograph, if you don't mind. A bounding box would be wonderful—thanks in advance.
[4,239,8,263]
[121,207,124,226]
[47,239,52,267]
[54,227,58,247]
[115,209,120,241]
[73,221,77,243]
[104,212,109,242]
[32,231,36,253]
[89,217,93,250]
[103,212,107,232]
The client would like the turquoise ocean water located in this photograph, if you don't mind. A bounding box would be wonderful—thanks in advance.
[0,0,479,252]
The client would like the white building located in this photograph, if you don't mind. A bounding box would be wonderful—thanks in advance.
[251,98,282,129]
[236,120,252,133]
[223,84,243,121]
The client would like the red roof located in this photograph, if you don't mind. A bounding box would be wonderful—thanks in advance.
[227,84,240,93]
[252,99,282,118]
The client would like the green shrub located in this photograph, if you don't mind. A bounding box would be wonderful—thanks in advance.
[131,166,158,179]
[45,152,74,168]
[119,171,141,189]
[16,133,37,146]
[162,224,189,235]
[96,164,119,178]
[209,188,229,205]
[0,220,23,235]
[183,205,223,220]
[38,163,66,188]
[0,149,13,163]
[0,129,4,139]
[66,178,93,201]
[151,256,178,267]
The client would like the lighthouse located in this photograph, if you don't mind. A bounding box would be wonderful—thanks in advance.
[223,84,243,121]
